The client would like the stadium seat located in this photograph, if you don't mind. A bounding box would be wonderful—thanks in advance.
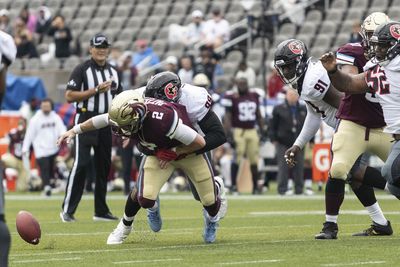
[46,0,62,9]
[151,3,171,17]
[170,3,187,16]
[80,0,98,6]
[74,6,95,20]
[107,17,126,31]
[132,4,150,17]
[279,23,297,37]
[86,18,106,32]
[349,0,368,9]
[113,4,133,18]
[295,34,312,48]
[136,28,156,41]
[330,0,348,10]
[325,8,344,22]
[70,18,89,33]
[225,12,244,24]
[226,50,244,63]
[332,33,350,48]
[298,22,317,36]
[94,6,114,18]
[62,0,81,8]
[157,27,170,40]
[306,10,322,23]
[144,16,164,29]
[319,21,338,36]
[387,7,400,21]
[29,0,44,9]
[63,56,81,71]
[313,34,332,50]
[41,58,61,70]
[370,0,388,8]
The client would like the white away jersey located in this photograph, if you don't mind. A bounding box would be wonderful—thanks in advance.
[0,31,16,68]
[364,55,400,134]
[300,59,337,128]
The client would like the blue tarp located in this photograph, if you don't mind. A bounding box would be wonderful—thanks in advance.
[1,74,47,110]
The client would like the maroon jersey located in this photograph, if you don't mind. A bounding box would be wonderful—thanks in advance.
[8,127,24,159]
[135,98,193,153]
[223,91,260,129]
[336,43,385,128]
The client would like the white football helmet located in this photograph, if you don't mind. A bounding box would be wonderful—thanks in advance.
[108,90,147,137]
[360,12,390,58]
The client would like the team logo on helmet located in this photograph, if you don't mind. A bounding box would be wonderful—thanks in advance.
[390,24,400,40]
[288,40,303,55]
[164,82,177,100]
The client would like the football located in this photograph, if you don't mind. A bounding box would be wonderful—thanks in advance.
[15,210,41,245]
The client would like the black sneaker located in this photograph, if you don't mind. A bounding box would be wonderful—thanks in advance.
[315,222,338,239]
[60,212,76,223]
[353,221,393,236]
[93,212,119,222]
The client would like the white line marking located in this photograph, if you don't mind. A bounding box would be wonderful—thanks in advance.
[321,261,386,266]
[113,258,182,264]
[13,257,81,264]
[219,259,282,265]
[250,210,400,216]
[5,194,399,201]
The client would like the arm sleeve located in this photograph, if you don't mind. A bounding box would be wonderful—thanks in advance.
[171,120,198,145]
[302,61,331,102]
[92,114,110,129]
[22,118,36,153]
[293,104,321,149]
[195,110,227,155]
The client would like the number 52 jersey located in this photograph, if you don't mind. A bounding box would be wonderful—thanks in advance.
[297,59,338,128]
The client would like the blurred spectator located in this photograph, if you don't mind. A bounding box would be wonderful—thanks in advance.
[349,21,362,43]
[183,10,206,47]
[266,63,285,99]
[268,90,307,195]
[194,48,220,89]
[19,6,37,34]
[35,6,52,44]
[235,61,256,88]
[108,46,122,66]
[0,9,12,35]
[0,118,29,191]
[117,51,138,90]
[48,15,72,58]
[164,55,178,73]
[22,98,66,197]
[178,55,194,84]
[203,7,230,49]
[131,39,160,71]
[14,18,39,58]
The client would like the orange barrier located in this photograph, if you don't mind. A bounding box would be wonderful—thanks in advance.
[0,114,21,138]
[312,143,331,183]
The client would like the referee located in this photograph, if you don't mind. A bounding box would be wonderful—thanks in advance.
[60,33,122,222]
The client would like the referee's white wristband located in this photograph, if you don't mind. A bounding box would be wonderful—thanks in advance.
[73,124,83,134]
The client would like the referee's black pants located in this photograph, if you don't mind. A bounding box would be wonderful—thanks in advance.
[62,113,112,216]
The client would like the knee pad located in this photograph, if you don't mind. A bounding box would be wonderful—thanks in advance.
[329,162,348,180]
[138,196,155,209]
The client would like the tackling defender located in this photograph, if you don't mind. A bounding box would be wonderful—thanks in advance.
[58,89,223,244]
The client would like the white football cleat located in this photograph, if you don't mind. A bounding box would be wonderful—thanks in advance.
[215,176,228,219]
[107,219,132,245]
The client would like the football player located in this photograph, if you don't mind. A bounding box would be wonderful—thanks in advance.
[320,21,400,207]
[58,90,223,244]
[274,37,392,240]
[0,30,17,267]
[222,77,266,194]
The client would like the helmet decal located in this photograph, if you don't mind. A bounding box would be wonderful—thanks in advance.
[288,40,303,55]
[164,82,177,100]
[389,24,400,40]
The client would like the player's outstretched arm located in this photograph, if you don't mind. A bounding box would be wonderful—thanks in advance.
[320,52,369,94]
[57,114,110,146]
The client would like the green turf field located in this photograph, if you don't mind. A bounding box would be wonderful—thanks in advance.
[5,191,400,266]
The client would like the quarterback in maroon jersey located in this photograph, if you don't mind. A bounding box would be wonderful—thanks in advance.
[58,90,221,243]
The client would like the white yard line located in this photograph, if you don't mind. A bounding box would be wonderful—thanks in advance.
[5,194,399,201]
[219,259,283,265]
[113,258,182,264]
[250,210,400,216]
[321,261,386,266]
[12,257,81,264]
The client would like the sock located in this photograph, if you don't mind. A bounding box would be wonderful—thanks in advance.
[325,178,345,222]
[250,164,258,193]
[214,178,221,196]
[326,215,338,223]
[366,202,388,226]
[231,162,239,189]
[148,201,158,212]
[352,184,376,207]
[363,167,387,190]
[122,214,134,226]
[305,179,312,189]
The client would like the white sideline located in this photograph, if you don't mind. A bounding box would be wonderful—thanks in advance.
[13,257,81,264]
[322,261,386,266]
[250,210,400,216]
[219,259,282,265]
[113,258,182,264]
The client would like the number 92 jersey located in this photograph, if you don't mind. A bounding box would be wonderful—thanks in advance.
[298,59,337,128]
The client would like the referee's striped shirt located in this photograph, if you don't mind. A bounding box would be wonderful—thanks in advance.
[66,58,122,114]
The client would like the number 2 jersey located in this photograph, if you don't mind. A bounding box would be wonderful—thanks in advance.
[364,55,400,134]
[297,59,337,128]
[136,83,212,134]
[136,97,193,153]
[336,43,385,128]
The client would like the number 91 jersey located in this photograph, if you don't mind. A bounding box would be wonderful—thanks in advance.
[299,59,337,128]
